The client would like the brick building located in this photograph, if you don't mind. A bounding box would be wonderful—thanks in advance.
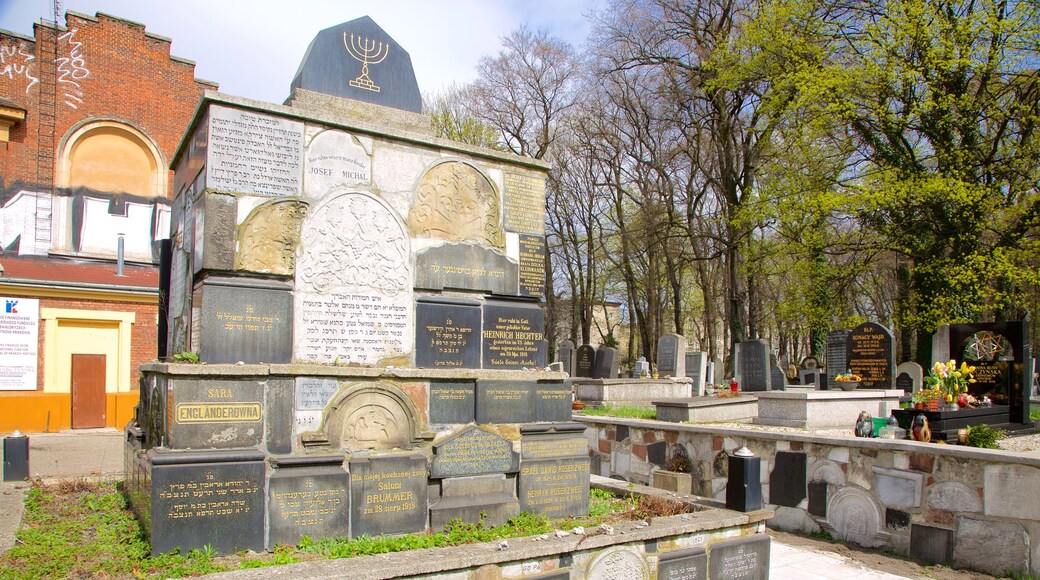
[0,12,216,432]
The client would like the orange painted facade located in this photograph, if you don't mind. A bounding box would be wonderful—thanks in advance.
[0,391,138,433]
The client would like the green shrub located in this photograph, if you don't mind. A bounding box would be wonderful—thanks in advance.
[964,424,1005,449]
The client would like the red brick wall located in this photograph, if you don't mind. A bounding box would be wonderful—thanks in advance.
[0,12,216,195]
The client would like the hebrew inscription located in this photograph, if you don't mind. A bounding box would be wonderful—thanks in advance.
[503,172,545,234]
[207,105,304,197]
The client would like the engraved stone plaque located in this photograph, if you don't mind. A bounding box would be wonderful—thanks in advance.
[415,297,481,369]
[295,377,339,411]
[235,199,308,276]
[294,192,412,364]
[303,129,371,197]
[149,449,265,555]
[167,378,265,449]
[429,381,476,424]
[825,330,851,390]
[518,234,545,298]
[268,456,349,546]
[847,322,894,389]
[349,454,428,537]
[658,333,686,377]
[707,535,770,580]
[659,547,707,580]
[586,547,648,579]
[475,380,570,423]
[736,339,770,391]
[482,300,546,369]
[503,171,546,235]
[520,457,591,518]
[430,425,519,478]
[191,276,293,364]
[207,105,304,197]
[576,344,596,378]
[409,161,503,249]
[414,243,518,295]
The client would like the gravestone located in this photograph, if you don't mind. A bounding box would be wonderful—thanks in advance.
[799,368,822,388]
[148,448,266,555]
[166,379,264,449]
[632,356,650,378]
[428,381,476,424]
[685,351,707,394]
[268,455,349,546]
[948,321,1029,423]
[706,360,715,385]
[593,346,620,379]
[191,276,293,364]
[575,344,596,377]
[770,364,787,391]
[708,535,770,580]
[800,355,820,369]
[931,324,951,365]
[291,16,422,113]
[658,547,707,579]
[482,300,546,369]
[294,377,340,435]
[414,296,481,369]
[847,322,895,389]
[428,426,520,529]
[474,380,571,424]
[657,333,686,378]
[895,362,924,393]
[825,330,852,390]
[349,454,428,537]
[519,423,590,518]
[302,129,371,197]
[517,233,546,298]
[557,339,576,377]
[414,243,519,295]
[736,339,771,391]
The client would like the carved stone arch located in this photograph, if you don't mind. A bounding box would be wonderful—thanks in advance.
[323,381,422,452]
[408,159,503,249]
[235,198,309,275]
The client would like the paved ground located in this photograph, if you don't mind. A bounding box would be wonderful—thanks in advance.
[0,429,978,578]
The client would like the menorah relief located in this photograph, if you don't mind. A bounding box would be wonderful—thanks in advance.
[344,32,389,92]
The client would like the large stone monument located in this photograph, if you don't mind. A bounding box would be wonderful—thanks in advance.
[126,16,580,555]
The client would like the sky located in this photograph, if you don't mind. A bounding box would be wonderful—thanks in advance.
[0,0,604,104]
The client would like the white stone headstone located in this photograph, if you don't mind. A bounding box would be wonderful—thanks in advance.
[303,129,372,198]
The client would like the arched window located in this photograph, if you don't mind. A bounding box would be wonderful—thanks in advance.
[57,120,166,198]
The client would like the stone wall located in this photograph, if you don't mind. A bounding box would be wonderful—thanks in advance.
[579,416,1040,577]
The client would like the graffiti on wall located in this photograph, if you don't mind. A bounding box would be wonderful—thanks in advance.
[0,41,38,93]
[56,28,90,109]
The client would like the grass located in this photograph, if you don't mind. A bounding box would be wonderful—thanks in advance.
[1030,408,1040,422]
[0,479,687,579]
[580,404,656,420]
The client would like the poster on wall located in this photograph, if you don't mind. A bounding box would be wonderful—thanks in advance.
[0,297,39,390]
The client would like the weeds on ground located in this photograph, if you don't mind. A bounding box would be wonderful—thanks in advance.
[0,479,685,578]
[580,404,656,420]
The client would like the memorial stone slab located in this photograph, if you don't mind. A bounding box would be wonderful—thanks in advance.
[303,129,371,198]
[349,454,428,537]
[148,449,265,555]
[167,378,264,449]
[503,171,546,235]
[518,233,546,297]
[558,339,576,377]
[294,192,412,365]
[807,481,827,517]
[520,423,589,460]
[632,356,650,378]
[429,381,476,424]
[266,378,293,455]
[291,16,422,113]
[191,276,293,364]
[800,356,820,369]
[685,351,707,392]
[708,535,770,580]
[475,379,571,423]
[293,377,339,436]
[519,424,590,518]
[482,300,546,369]
[587,547,648,579]
[706,360,715,385]
[268,455,349,546]
[234,199,308,277]
[825,330,852,390]
[415,297,481,369]
[799,368,822,388]
[847,322,895,389]
[576,344,596,378]
[931,324,951,366]
[736,340,770,391]
[430,425,519,478]
[207,105,304,197]
[191,192,236,274]
[658,334,686,378]
[951,321,1027,420]
[410,162,503,248]
[414,244,519,295]
[593,346,620,379]
[769,452,807,508]
[658,547,707,580]
[770,365,787,391]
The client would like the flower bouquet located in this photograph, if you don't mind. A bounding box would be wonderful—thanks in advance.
[924,360,976,410]
[834,371,862,391]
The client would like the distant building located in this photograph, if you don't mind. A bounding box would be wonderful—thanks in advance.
[553,298,627,353]
[0,11,215,432]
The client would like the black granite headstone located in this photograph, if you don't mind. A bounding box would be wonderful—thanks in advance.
[517,233,546,298]
[268,455,349,546]
[659,547,707,580]
[685,351,705,384]
[575,344,596,378]
[825,330,852,390]
[291,16,422,113]
[192,276,292,364]
[949,321,1028,422]
[558,339,576,376]
[430,425,519,478]
[657,334,685,377]
[429,381,476,424]
[519,424,590,518]
[769,451,807,508]
[770,365,787,391]
[847,322,895,389]
[807,481,827,517]
[414,244,520,295]
[708,535,770,580]
[482,300,546,369]
[148,448,265,555]
[415,297,481,369]
[167,378,265,449]
[736,340,770,391]
[349,454,428,537]
[593,346,620,379]
[475,379,571,423]
[896,372,913,392]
